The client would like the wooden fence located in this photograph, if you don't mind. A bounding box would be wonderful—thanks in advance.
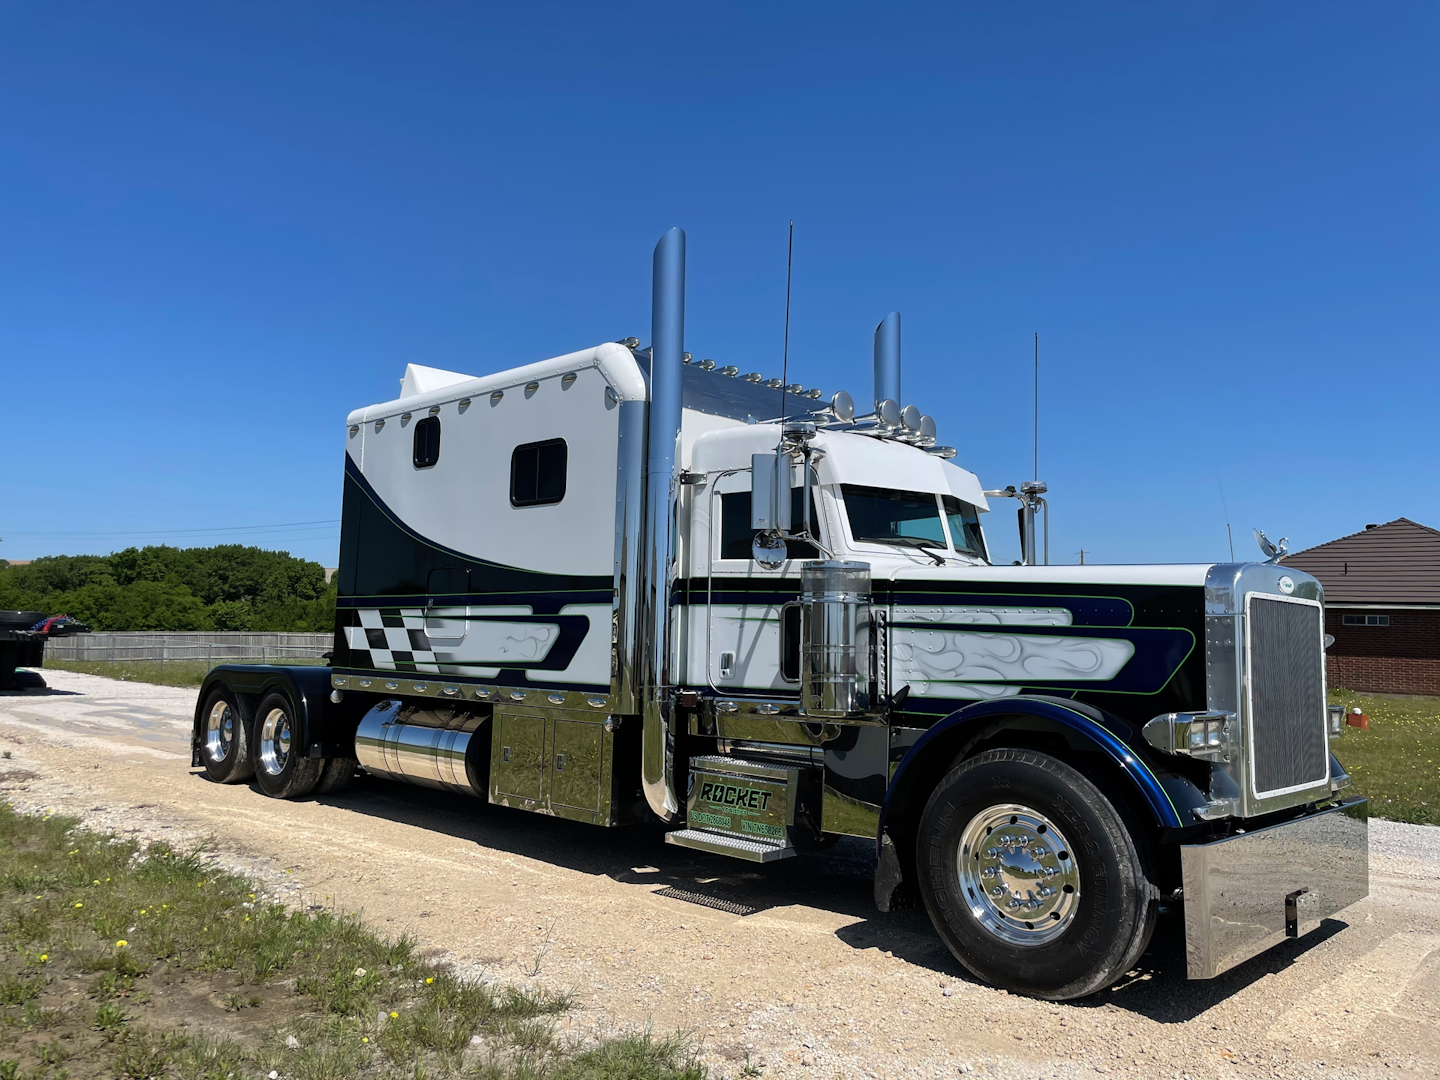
[44,632,333,665]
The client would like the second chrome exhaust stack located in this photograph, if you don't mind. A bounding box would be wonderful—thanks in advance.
[641,227,686,823]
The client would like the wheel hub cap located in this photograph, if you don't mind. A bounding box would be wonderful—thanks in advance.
[957,803,1081,945]
[205,701,233,762]
[258,707,291,776]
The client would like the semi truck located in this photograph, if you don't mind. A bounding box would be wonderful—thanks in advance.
[193,228,1368,1001]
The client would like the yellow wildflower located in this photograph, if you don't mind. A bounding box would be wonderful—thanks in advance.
[115,940,128,949]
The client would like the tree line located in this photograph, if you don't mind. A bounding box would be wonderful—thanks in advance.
[0,546,336,632]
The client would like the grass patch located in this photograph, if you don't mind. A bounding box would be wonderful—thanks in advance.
[1329,690,1440,826]
[41,658,325,688]
[0,804,709,1079]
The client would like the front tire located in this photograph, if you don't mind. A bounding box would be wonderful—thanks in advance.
[251,691,321,799]
[200,687,253,783]
[916,748,1156,1001]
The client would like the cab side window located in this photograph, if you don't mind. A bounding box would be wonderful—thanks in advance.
[719,488,820,561]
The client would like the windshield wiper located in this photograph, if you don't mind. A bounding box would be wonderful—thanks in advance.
[866,536,947,566]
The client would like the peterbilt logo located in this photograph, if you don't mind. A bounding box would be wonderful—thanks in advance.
[698,780,772,812]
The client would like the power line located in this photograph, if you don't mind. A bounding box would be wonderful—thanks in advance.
[1,519,340,540]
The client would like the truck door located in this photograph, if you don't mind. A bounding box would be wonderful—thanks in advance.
[424,567,470,648]
[703,471,821,691]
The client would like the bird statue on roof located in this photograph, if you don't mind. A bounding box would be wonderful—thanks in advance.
[1254,528,1289,564]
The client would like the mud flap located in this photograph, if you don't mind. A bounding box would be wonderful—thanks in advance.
[874,832,915,911]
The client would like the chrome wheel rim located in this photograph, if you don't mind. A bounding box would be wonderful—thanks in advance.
[957,803,1081,946]
[205,700,234,763]
[257,706,292,777]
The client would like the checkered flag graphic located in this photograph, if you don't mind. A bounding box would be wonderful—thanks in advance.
[343,607,439,673]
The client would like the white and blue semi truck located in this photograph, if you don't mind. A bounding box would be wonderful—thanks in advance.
[193,228,1367,1001]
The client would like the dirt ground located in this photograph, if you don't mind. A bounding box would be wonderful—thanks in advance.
[1,669,1437,1080]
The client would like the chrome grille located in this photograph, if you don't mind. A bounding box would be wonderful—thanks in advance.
[1246,595,1329,797]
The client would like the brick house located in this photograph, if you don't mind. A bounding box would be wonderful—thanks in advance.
[1280,518,1440,695]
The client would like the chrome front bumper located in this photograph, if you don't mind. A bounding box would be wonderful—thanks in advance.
[1182,798,1368,979]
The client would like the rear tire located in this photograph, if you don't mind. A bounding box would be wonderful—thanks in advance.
[200,687,252,783]
[915,748,1156,1001]
[315,756,357,795]
[251,691,321,799]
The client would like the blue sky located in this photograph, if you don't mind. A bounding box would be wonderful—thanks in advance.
[2,1,1435,568]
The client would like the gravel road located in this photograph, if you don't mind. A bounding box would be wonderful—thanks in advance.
[1,669,1437,1080]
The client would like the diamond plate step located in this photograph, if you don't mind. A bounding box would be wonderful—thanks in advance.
[664,828,796,863]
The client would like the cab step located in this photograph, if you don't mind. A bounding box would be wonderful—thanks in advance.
[664,828,796,863]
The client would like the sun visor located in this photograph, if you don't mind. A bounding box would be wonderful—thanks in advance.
[809,433,977,507]
[942,461,990,512]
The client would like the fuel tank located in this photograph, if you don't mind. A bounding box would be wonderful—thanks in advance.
[354,699,487,796]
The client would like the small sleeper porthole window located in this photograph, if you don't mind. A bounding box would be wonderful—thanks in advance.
[510,438,567,506]
[413,416,441,468]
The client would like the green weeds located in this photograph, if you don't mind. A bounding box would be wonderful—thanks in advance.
[0,802,709,1078]
[1329,690,1440,825]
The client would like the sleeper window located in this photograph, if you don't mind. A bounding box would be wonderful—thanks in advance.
[510,439,567,507]
[412,417,441,468]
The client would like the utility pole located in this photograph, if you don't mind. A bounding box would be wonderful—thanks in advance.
[1077,549,1087,565]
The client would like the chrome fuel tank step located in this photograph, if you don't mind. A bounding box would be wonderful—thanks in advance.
[355,700,485,796]
[664,828,795,863]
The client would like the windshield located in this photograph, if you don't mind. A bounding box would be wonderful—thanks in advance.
[942,495,988,560]
[841,485,947,549]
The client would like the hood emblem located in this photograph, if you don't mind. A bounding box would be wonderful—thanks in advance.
[1277,575,1295,594]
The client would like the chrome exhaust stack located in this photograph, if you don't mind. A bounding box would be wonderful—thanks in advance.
[641,227,685,823]
[873,311,901,415]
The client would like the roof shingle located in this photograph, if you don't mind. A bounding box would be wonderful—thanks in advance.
[1280,518,1440,605]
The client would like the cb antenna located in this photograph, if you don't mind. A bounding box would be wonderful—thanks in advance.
[1033,331,1039,480]
[1217,473,1236,561]
[780,219,794,422]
